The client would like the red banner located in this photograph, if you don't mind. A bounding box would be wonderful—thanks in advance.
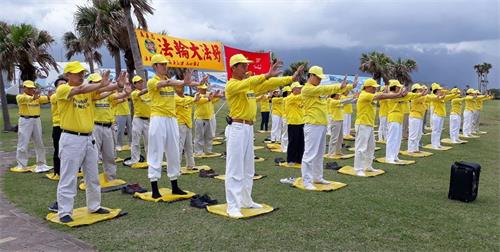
[224,46,271,79]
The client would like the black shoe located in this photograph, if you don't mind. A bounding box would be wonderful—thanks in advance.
[190,196,208,209]
[171,180,188,195]
[92,208,110,214]
[48,201,58,212]
[200,194,218,205]
[60,215,73,223]
[151,181,162,198]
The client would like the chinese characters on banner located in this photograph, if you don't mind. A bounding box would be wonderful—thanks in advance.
[223,46,272,79]
[135,29,225,71]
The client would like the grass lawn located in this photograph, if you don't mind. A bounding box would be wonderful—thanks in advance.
[1,101,499,251]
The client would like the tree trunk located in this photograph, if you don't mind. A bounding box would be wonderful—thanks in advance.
[123,5,146,81]
[124,49,135,80]
[0,70,13,131]
[113,50,122,78]
[88,56,95,73]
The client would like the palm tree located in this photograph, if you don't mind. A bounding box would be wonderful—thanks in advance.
[359,51,393,85]
[474,62,493,92]
[63,31,102,73]
[389,58,418,86]
[283,60,309,84]
[0,21,15,131]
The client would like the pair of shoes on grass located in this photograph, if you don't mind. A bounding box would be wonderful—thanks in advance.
[190,194,218,209]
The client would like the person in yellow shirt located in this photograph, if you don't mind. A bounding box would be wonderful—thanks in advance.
[124,76,151,166]
[402,100,410,139]
[114,89,132,151]
[407,84,429,153]
[327,88,358,157]
[15,80,51,172]
[175,86,196,170]
[472,90,491,134]
[280,86,292,152]
[354,79,407,176]
[56,62,119,223]
[427,83,459,148]
[257,93,271,131]
[341,90,355,137]
[270,89,284,143]
[448,88,465,143]
[193,83,221,155]
[300,68,350,190]
[462,88,477,137]
[146,54,199,199]
[377,86,389,142]
[283,82,304,166]
[49,78,68,178]
[224,54,302,217]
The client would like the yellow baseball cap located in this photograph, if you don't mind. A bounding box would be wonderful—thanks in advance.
[132,76,142,83]
[64,61,87,74]
[87,73,102,83]
[450,88,460,94]
[230,54,253,67]
[466,88,475,94]
[282,86,292,92]
[411,83,422,90]
[291,82,303,89]
[151,54,169,64]
[198,84,208,89]
[388,79,403,88]
[474,90,481,94]
[362,78,380,88]
[23,80,36,88]
[431,83,442,90]
[308,66,326,79]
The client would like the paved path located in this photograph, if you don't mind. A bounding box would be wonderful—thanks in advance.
[0,150,96,251]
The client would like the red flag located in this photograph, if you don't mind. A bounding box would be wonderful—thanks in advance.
[224,45,271,79]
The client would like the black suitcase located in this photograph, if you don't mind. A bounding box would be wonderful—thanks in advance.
[448,161,481,202]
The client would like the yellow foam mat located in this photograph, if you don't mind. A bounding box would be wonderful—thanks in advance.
[98,157,125,165]
[476,131,487,135]
[45,173,60,181]
[278,162,301,169]
[422,144,453,151]
[266,143,281,149]
[254,146,264,150]
[459,134,479,139]
[9,165,36,173]
[348,147,381,152]
[375,157,415,165]
[77,172,84,178]
[134,188,195,203]
[254,157,265,162]
[292,178,347,192]
[212,141,223,146]
[213,174,266,181]
[338,166,385,177]
[324,153,355,160]
[79,173,127,191]
[131,162,149,169]
[213,137,224,141]
[180,165,211,175]
[119,145,131,151]
[46,207,123,227]
[424,126,432,130]
[206,203,275,219]
[399,150,434,157]
[422,132,431,136]
[343,135,355,141]
[194,153,222,158]
[375,140,386,144]
[270,148,284,153]
[257,130,271,133]
[441,138,467,144]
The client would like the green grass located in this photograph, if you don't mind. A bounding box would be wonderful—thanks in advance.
[2,101,499,251]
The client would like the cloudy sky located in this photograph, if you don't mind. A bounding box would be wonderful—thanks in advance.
[2,0,499,88]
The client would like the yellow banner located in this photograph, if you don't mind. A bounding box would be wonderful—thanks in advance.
[135,29,224,71]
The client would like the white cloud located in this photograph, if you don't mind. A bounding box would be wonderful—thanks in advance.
[386,39,500,57]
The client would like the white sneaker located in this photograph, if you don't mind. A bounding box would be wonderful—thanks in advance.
[366,167,380,172]
[280,177,295,184]
[313,179,331,185]
[34,164,52,173]
[227,209,244,218]
[247,202,263,209]
[355,171,367,177]
[123,160,135,166]
[385,159,396,164]
[304,183,317,190]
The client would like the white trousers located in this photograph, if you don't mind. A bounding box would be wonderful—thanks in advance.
[328,121,343,155]
[343,113,352,136]
[431,114,444,148]
[92,125,116,181]
[407,117,423,152]
[271,115,282,142]
[472,111,480,132]
[327,116,333,135]
[428,106,434,128]
[403,114,409,138]
[130,118,149,163]
[378,116,388,141]
[16,117,46,167]
[301,124,327,186]
[225,122,256,213]
[179,124,195,168]
[449,114,461,142]
[116,115,132,146]
[386,122,402,162]
[353,124,376,172]
[462,110,474,136]
[281,118,288,152]
[210,116,216,137]
[194,119,213,154]
[57,133,100,218]
[147,117,180,181]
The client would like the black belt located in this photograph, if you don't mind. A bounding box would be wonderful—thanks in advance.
[95,122,112,127]
[138,117,150,120]
[62,129,91,136]
[20,115,40,119]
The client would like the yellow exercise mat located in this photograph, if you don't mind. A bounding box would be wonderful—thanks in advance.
[254,157,265,162]
[213,174,266,181]
[323,153,355,160]
[476,131,487,135]
[79,173,127,191]
[278,162,301,169]
[131,162,148,169]
[257,130,271,133]
[45,173,60,181]
[45,207,124,227]
[213,136,224,140]
[375,140,386,144]
[375,157,415,165]
[266,143,281,149]
[206,203,275,219]
[422,144,453,151]
[119,145,131,151]
[422,132,431,136]
[459,134,479,139]
[441,138,468,144]
[254,146,264,150]
[348,147,381,152]
[134,188,195,203]
[343,135,355,141]
[212,141,223,146]
[338,166,385,177]
[77,171,84,177]
[270,148,284,153]
[180,165,211,175]
[424,126,432,131]
[292,178,347,192]
[98,157,124,165]
[194,152,222,158]
[399,150,434,157]
[9,165,36,173]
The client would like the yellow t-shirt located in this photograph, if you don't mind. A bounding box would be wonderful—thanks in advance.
[147,75,176,118]
[450,97,465,115]
[401,101,410,114]
[131,90,151,118]
[464,96,476,111]
[56,83,97,133]
[355,91,376,126]
[387,93,420,123]
[93,95,115,123]
[428,94,458,117]
[475,95,488,111]
[378,99,389,117]
[50,94,60,126]
[258,95,270,112]
[194,93,216,120]
[409,95,428,119]
[271,97,284,116]
[328,98,344,121]
[175,95,194,128]
[114,98,130,116]
[225,75,292,122]
[16,94,49,116]
[301,83,349,125]
[283,94,304,125]
[342,95,353,114]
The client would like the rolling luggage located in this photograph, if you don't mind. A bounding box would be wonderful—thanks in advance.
[448,161,481,202]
